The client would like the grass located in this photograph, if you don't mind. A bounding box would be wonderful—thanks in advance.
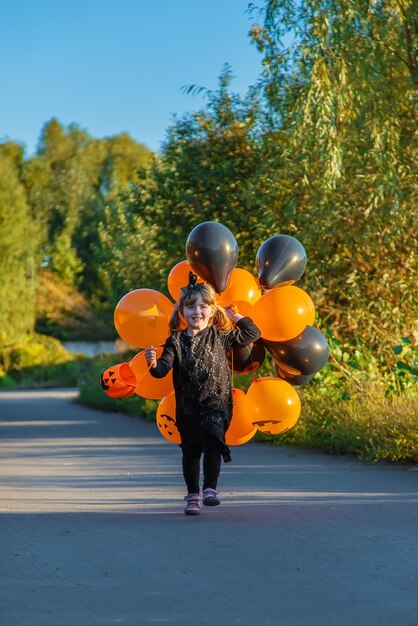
[259,382,418,464]
[0,332,84,389]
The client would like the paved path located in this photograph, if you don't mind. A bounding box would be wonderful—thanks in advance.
[0,389,417,626]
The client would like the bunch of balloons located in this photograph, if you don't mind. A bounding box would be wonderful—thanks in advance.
[100,221,329,445]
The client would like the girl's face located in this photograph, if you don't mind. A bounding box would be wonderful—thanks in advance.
[182,293,214,333]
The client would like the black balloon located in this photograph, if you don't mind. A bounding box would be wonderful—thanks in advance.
[272,361,315,386]
[264,326,329,376]
[227,340,265,375]
[185,221,238,294]
[256,234,307,289]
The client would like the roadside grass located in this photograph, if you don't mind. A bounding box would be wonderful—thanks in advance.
[258,382,418,464]
[0,360,83,389]
[0,333,84,389]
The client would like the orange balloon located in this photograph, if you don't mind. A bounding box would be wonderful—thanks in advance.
[225,388,257,446]
[156,393,181,444]
[219,268,261,309]
[289,286,315,326]
[252,286,311,341]
[114,289,174,349]
[247,376,301,435]
[167,260,204,302]
[129,349,174,399]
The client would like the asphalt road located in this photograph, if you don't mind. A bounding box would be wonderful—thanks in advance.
[0,389,417,626]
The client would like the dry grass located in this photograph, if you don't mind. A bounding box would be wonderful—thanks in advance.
[273,383,418,464]
[35,269,111,341]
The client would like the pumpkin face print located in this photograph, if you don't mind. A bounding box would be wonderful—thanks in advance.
[247,377,301,435]
[100,363,137,399]
[156,393,181,444]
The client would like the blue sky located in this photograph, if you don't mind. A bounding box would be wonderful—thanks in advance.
[1,0,264,156]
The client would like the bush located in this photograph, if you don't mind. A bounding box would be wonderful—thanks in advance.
[267,381,418,464]
[257,332,418,464]
[0,332,83,388]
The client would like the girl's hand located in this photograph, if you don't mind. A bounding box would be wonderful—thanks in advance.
[144,346,157,368]
[224,305,244,324]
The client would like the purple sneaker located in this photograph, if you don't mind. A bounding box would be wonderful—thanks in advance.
[202,488,220,506]
[184,493,201,516]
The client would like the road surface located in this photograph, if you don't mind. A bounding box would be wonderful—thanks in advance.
[0,389,417,625]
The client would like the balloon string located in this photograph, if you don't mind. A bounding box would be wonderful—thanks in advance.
[134,361,154,388]
[231,350,235,402]
[250,344,259,383]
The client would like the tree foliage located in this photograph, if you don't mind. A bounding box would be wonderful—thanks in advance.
[92,202,162,315]
[0,144,38,341]
[1,6,416,361]
[249,0,417,349]
[22,119,152,288]
[94,67,275,315]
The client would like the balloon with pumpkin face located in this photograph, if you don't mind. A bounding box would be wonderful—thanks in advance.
[247,376,301,435]
[156,393,181,444]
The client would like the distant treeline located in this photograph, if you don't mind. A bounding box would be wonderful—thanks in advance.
[1,0,416,368]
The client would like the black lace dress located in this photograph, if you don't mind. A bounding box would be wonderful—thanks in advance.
[150,317,260,461]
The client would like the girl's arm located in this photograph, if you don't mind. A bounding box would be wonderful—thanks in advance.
[223,307,261,349]
[146,337,176,378]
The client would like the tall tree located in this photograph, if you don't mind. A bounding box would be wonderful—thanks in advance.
[0,144,37,341]
[250,0,417,346]
[23,119,152,290]
[95,66,274,308]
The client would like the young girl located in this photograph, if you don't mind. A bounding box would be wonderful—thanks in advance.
[145,272,260,516]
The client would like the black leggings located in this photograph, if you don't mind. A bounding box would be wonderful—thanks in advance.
[182,434,222,493]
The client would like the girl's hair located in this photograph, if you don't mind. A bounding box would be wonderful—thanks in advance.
[169,282,233,333]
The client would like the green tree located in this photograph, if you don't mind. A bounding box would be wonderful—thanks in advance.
[24,119,97,285]
[100,133,152,197]
[0,144,37,341]
[23,119,153,292]
[250,1,417,348]
[98,67,274,302]
[92,202,161,316]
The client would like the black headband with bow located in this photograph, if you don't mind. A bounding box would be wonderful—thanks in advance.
[181,271,205,299]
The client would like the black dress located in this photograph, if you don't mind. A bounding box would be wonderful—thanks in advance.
[150,317,261,461]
